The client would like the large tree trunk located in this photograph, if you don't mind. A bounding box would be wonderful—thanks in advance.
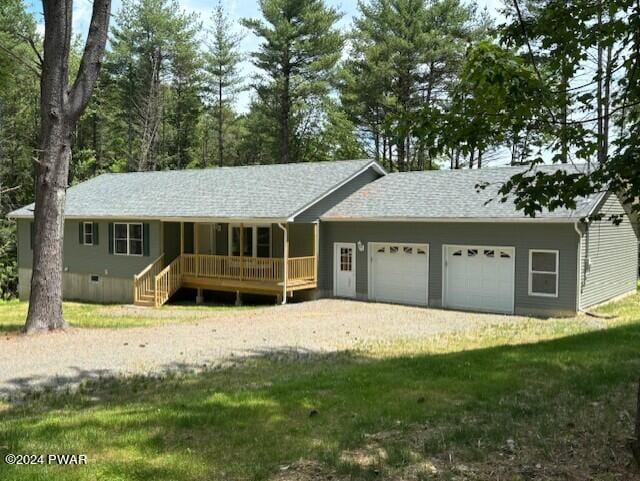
[25,0,111,333]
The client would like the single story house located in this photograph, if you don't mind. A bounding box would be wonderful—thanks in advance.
[9,159,638,317]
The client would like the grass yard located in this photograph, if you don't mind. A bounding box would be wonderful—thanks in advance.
[0,300,248,332]
[1,293,640,480]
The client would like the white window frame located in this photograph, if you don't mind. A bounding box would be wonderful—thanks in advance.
[228,224,271,258]
[82,221,94,246]
[528,249,559,298]
[114,222,143,256]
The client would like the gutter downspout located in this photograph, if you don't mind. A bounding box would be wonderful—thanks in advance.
[574,219,585,312]
[277,223,288,304]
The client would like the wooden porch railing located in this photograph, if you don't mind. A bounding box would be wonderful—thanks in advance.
[288,256,316,281]
[133,253,164,303]
[181,254,316,283]
[154,256,182,307]
[182,254,285,281]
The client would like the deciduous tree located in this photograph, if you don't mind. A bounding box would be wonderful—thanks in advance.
[26,0,111,332]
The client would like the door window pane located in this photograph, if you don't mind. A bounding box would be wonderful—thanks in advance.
[340,248,352,272]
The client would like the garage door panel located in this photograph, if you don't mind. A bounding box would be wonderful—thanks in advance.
[370,244,429,306]
[444,245,515,314]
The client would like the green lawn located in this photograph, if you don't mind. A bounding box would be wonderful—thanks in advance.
[1,293,639,480]
[0,300,247,332]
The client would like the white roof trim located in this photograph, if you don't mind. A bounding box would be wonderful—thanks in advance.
[320,216,580,223]
[287,160,386,222]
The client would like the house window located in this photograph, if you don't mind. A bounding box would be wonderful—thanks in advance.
[114,223,143,256]
[229,225,270,257]
[529,250,559,297]
[83,222,93,245]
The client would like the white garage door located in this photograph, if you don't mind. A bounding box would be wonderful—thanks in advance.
[370,243,429,306]
[444,245,515,314]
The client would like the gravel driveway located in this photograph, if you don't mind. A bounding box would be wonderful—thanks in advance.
[0,299,519,397]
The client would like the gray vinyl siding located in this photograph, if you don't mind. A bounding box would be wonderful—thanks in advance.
[272,223,314,257]
[272,224,284,257]
[320,221,580,316]
[17,218,161,302]
[293,166,382,222]
[579,193,639,309]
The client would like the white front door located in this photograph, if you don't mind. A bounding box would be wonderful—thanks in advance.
[443,245,515,314]
[334,242,356,298]
[370,243,429,306]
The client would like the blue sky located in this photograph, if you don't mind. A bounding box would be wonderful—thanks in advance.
[27,0,505,111]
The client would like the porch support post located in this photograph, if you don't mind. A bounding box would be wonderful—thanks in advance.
[277,223,288,304]
[180,222,184,254]
[313,222,319,282]
[194,222,199,277]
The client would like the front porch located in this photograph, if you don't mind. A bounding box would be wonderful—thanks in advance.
[134,222,318,307]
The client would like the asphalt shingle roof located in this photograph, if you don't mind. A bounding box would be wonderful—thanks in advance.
[9,160,378,220]
[323,164,603,221]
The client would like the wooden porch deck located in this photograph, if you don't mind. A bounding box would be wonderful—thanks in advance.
[133,253,317,307]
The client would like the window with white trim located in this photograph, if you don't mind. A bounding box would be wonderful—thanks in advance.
[114,223,143,256]
[83,222,94,245]
[529,250,559,297]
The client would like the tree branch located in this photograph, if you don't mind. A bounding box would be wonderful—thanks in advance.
[0,40,39,76]
[67,0,112,121]
[511,0,558,124]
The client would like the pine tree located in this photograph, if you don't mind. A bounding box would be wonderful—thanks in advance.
[342,0,488,171]
[205,1,243,167]
[242,0,343,164]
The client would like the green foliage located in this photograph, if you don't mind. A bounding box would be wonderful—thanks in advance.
[0,222,17,299]
[493,0,640,219]
[443,41,547,167]
[93,0,203,172]
[242,0,344,163]
[341,0,490,171]
[0,0,40,299]
[204,2,244,167]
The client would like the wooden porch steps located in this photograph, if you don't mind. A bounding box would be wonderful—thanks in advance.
[134,293,155,307]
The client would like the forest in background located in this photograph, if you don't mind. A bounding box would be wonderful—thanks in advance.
[0,0,637,298]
